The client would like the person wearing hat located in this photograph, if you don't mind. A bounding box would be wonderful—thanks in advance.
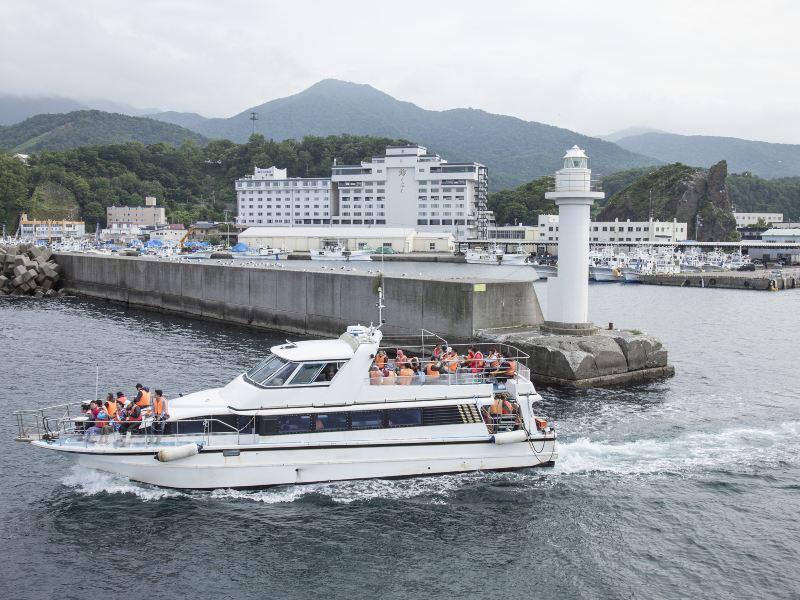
[116,391,128,407]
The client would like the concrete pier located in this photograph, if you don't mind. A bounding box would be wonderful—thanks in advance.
[55,253,543,339]
[640,268,799,291]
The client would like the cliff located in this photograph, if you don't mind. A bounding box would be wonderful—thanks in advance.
[598,160,738,241]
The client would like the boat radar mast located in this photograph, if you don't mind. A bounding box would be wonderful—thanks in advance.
[375,285,386,329]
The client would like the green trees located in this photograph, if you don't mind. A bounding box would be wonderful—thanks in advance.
[0,153,29,229]
[487,176,556,225]
[0,134,408,230]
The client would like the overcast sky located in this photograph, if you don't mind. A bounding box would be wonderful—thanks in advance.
[2,0,798,143]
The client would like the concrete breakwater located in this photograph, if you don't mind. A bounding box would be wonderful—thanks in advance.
[1,244,63,297]
[55,253,543,338]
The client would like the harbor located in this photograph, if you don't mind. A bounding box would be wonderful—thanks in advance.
[2,278,798,598]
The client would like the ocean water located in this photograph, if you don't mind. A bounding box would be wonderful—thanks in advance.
[1,275,798,600]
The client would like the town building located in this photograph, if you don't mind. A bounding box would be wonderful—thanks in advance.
[537,215,688,243]
[235,166,332,228]
[733,212,783,227]
[106,196,167,228]
[18,213,85,241]
[235,146,490,237]
[237,226,455,254]
[486,225,539,243]
[148,224,186,243]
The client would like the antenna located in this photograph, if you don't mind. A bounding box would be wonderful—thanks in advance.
[249,111,258,136]
[95,365,99,403]
[376,285,386,328]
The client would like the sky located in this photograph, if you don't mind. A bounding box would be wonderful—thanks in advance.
[1,0,799,143]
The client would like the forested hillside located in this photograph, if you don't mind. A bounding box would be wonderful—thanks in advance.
[0,134,408,230]
[151,79,659,190]
[0,111,206,153]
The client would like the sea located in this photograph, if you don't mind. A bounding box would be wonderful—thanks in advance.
[1,264,798,600]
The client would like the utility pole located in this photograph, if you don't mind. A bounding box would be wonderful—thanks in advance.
[249,111,258,136]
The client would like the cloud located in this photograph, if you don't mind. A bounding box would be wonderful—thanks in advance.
[0,0,798,143]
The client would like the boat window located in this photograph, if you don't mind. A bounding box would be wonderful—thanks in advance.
[289,363,326,385]
[278,415,311,434]
[245,354,290,386]
[263,362,299,387]
[388,408,423,428]
[314,413,348,432]
[351,410,384,430]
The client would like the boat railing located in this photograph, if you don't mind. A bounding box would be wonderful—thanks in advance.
[13,401,82,442]
[366,364,532,387]
[13,405,258,448]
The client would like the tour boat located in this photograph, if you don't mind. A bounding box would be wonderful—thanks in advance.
[310,241,372,261]
[14,323,556,490]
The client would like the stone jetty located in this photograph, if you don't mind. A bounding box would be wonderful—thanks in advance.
[0,244,63,297]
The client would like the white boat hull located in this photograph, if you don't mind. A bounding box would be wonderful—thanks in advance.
[310,252,372,261]
[231,252,289,261]
[590,266,623,282]
[56,438,556,489]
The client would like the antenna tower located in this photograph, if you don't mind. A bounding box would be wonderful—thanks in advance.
[249,111,258,136]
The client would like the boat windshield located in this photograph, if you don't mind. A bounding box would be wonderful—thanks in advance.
[245,355,296,387]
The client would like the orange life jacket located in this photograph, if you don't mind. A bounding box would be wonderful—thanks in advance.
[106,401,118,417]
[398,367,414,385]
[375,354,386,369]
[153,396,166,416]
[425,363,439,377]
[135,389,150,408]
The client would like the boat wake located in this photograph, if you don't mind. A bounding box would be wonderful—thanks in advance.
[555,420,800,476]
[60,421,799,502]
[60,466,480,504]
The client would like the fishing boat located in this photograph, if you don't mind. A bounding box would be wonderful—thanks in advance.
[230,243,289,261]
[465,243,528,266]
[310,240,371,261]
[14,317,556,489]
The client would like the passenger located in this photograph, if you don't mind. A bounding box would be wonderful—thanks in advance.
[375,350,387,370]
[112,404,127,432]
[490,393,515,416]
[382,368,397,385]
[396,349,409,370]
[443,347,460,374]
[397,365,414,385]
[487,348,500,372]
[504,357,517,380]
[426,362,441,380]
[133,384,150,408]
[115,391,127,408]
[82,400,102,436]
[409,356,420,372]
[466,347,476,369]
[105,393,118,420]
[151,389,169,433]
[472,347,485,374]
[369,365,383,385]
[432,344,443,360]
[119,402,142,435]
[95,406,112,434]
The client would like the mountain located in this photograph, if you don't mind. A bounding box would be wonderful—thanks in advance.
[0,111,207,153]
[598,126,667,143]
[150,79,659,190]
[0,94,160,126]
[615,132,800,179]
[598,161,738,241]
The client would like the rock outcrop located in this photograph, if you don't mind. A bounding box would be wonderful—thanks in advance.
[478,328,673,388]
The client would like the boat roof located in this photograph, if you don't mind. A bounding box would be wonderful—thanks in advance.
[271,338,356,362]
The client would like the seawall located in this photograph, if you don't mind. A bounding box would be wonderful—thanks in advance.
[55,253,544,338]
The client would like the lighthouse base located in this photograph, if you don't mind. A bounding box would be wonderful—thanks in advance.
[540,320,598,336]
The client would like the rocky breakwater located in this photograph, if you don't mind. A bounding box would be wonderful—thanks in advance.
[0,244,64,297]
[478,327,674,389]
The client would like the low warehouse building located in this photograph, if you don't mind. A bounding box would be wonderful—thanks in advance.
[238,227,455,253]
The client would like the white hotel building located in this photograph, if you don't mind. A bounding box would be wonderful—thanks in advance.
[235,166,332,227]
[538,215,688,243]
[235,146,489,236]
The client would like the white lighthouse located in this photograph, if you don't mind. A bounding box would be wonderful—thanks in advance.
[543,146,605,334]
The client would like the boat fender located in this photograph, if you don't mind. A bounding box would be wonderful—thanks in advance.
[491,430,528,445]
[156,443,201,462]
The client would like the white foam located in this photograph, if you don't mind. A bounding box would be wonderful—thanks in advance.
[61,466,183,501]
[555,421,800,476]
